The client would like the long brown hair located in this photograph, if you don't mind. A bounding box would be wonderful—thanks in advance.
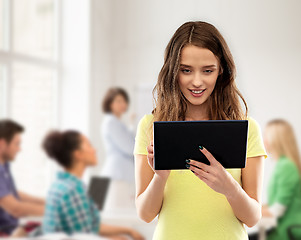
[266,119,301,175]
[151,21,248,122]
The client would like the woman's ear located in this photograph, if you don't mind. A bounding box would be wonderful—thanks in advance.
[219,66,224,75]
[72,149,82,162]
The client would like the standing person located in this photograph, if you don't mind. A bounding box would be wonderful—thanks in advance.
[42,130,144,240]
[134,21,267,239]
[100,87,136,211]
[0,119,45,236]
[262,119,301,240]
[101,87,135,183]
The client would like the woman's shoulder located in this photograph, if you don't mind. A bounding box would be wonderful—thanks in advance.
[275,156,300,181]
[278,156,299,170]
[102,113,118,124]
[48,178,82,199]
[138,113,154,127]
[247,116,259,128]
[245,116,268,159]
[246,116,263,136]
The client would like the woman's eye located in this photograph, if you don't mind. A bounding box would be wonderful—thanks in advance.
[204,69,213,73]
[181,69,191,73]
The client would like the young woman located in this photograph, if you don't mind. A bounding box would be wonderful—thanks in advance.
[101,87,135,183]
[42,130,144,240]
[262,119,301,240]
[100,87,136,212]
[134,21,267,239]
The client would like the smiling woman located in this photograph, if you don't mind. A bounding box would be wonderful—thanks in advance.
[134,21,267,240]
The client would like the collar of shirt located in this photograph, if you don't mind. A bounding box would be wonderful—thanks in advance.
[0,162,10,179]
[56,171,85,188]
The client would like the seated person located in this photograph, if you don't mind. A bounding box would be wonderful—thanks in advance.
[0,120,45,236]
[42,130,144,240]
[261,119,301,240]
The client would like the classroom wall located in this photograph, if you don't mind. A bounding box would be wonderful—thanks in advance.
[89,0,301,201]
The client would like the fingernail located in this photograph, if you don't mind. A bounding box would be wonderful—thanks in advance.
[185,159,190,163]
[185,163,190,168]
[199,145,203,150]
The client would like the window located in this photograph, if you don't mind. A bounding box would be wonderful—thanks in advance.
[12,0,55,59]
[0,65,6,118]
[0,0,59,196]
[0,0,5,50]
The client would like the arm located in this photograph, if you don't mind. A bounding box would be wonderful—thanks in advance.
[0,194,44,218]
[187,147,265,227]
[18,191,45,205]
[135,141,171,223]
[262,203,286,218]
[263,161,299,219]
[228,155,265,227]
[99,223,144,240]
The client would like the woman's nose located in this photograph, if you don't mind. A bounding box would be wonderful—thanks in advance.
[191,71,204,87]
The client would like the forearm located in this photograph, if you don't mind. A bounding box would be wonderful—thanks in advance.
[13,201,45,218]
[99,223,131,236]
[226,180,261,227]
[18,192,45,205]
[136,174,167,223]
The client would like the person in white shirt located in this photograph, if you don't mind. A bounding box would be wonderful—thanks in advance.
[100,87,135,182]
[100,87,136,211]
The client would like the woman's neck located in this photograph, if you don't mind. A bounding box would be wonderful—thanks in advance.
[185,102,209,121]
[112,111,121,119]
[67,163,85,179]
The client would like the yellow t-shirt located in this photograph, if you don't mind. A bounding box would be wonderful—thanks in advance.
[134,114,268,240]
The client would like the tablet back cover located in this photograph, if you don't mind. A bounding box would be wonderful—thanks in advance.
[153,120,248,170]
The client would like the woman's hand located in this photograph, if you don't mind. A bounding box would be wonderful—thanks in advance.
[261,205,273,217]
[186,146,237,198]
[147,140,171,180]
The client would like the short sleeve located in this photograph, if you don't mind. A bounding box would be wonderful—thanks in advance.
[0,170,10,199]
[246,117,268,159]
[274,161,300,206]
[133,114,153,155]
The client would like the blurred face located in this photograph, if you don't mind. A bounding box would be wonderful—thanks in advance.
[178,45,220,107]
[74,135,97,167]
[1,134,22,162]
[110,94,128,117]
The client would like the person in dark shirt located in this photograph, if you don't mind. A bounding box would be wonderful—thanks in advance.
[0,119,44,236]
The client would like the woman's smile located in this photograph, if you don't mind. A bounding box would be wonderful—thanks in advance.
[189,88,206,97]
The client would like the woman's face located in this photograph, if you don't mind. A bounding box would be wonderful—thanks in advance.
[110,94,128,117]
[75,135,98,167]
[178,45,220,107]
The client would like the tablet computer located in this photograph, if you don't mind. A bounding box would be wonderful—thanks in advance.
[88,177,111,210]
[153,120,248,170]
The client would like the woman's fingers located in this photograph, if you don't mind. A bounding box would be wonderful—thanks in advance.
[188,159,210,173]
[147,144,153,154]
[199,146,222,167]
[188,165,211,180]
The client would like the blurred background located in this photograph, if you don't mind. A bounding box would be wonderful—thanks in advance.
[0,0,300,239]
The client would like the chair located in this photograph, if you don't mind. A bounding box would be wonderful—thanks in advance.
[0,224,17,236]
[287,225,301,240]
